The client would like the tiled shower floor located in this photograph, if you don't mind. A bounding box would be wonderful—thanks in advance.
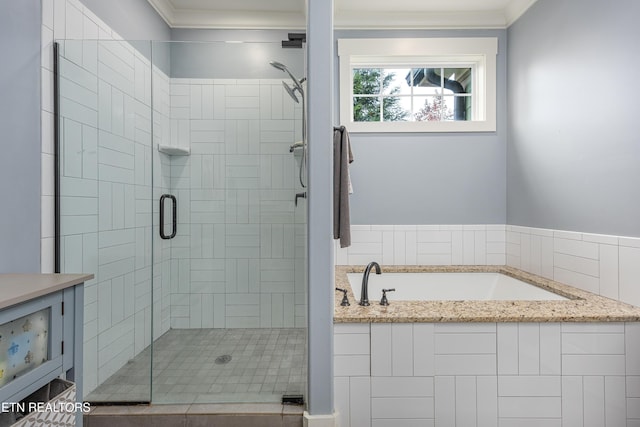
[86,328,306,404]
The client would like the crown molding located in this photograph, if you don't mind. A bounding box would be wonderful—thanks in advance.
[147,0,537,30]
[171,9,305,29]
[147,0,305,29]
[147,0,177,27]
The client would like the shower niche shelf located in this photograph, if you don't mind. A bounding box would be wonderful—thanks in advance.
[157,144,190,156]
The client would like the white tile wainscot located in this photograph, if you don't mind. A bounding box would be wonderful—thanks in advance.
[336,224,640,309]
[335,225,507,267]
[505,225,640,308]
[334,322,640,427]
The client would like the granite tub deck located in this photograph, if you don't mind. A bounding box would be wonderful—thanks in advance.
[334,265,640,323]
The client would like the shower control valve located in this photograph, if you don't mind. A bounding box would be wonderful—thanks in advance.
[295,192,307,206]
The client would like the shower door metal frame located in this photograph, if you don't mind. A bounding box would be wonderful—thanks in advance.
[53,42,60,274]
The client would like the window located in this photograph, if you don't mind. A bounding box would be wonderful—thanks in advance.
[338,38,498,133]
[352,67,473,122]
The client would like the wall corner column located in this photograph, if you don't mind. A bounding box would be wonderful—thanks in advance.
[306,0,335,419]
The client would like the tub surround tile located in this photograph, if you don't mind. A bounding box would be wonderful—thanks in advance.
[334,265,640,323]
[335,262,640,424]
[335,318,640,426]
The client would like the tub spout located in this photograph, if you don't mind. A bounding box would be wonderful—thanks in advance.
[360,261,381,306]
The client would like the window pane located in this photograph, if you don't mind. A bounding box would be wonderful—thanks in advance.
[409,68,442,94]
[382,69,411,95]
[353,68,381,95]
[443,68,472,94]
[407,68,421,87]
[353,96,380,122]
[382,96,410,122]
[413,96,453,121]
[442,95,472,121]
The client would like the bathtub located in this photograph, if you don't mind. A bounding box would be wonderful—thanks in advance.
[347,271,567,302]
[335,265,640,427]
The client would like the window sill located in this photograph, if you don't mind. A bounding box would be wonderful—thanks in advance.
[346,120,496,133]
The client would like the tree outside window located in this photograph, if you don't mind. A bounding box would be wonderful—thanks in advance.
[352,68,408,122]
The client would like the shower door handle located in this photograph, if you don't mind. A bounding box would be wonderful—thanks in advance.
[160,194,177,240]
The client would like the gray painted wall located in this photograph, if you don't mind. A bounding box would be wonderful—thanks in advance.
[169,29,304,79]
[79,0,171,73]
[0,0,42,273]
[507,0,640,237]
[80,0,170,41]
[335,30,507,225]
[172,28,294,42]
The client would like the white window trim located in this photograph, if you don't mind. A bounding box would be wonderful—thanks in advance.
[338,37,498,133]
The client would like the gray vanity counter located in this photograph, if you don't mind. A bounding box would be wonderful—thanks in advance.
[0,274,93,310]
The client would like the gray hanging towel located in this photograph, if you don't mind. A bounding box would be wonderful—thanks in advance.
[333,126,354,248]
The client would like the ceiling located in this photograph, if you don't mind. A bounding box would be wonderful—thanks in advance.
[147,0,539,30]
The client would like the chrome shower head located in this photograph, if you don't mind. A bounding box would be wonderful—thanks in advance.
[269,60,304,92]
[282,82,300,103]
[269,60,288,72]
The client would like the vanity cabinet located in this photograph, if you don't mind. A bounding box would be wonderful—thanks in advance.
[0,274,92,426]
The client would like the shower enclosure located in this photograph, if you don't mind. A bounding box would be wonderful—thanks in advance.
[56,38,307,404]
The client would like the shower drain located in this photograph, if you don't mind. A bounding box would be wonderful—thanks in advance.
[215,354,232,365]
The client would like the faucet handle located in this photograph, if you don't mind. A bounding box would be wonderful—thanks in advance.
[335,288,350,306]
[380,288,395,306]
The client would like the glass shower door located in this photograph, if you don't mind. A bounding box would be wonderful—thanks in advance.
[57,39,155,403]
[58,37,308,406]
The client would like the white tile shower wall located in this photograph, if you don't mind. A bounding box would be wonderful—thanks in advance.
[42,0,119,273]
[43,0,172,396]
[505,225,640,308]
[167,78,305,329]
[335,225,506,266]
[335,322,640,426]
